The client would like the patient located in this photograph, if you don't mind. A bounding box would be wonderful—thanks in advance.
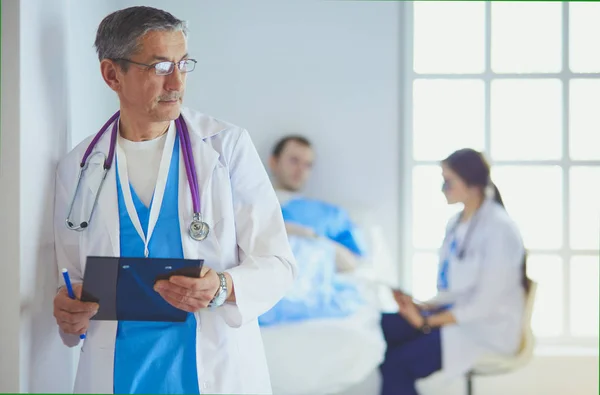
[268,135,368,270]
[258,135,369,326]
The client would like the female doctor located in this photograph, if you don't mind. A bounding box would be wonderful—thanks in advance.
[379,148,528,395]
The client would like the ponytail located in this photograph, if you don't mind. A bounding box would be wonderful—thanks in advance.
[490,182,505,207]
[521,253,530,293]
[491,182,530,292]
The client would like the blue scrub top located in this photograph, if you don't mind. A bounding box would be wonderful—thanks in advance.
[281,198,368,257]
[114,135,200,395]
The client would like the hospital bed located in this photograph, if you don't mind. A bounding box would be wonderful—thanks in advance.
[260,206,396,395]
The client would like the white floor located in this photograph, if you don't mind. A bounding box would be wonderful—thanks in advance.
[331,352,599,395]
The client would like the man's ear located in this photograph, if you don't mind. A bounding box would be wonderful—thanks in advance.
[100,59,122,93]
[268,156,277,172]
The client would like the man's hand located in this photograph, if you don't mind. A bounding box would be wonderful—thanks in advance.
[333,242,360,272]
[53,284,98,336]
[154,267,225,312]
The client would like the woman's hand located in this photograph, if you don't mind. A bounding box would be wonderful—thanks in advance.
[393,290,425,328]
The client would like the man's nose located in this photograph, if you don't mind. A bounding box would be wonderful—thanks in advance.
[165,67,184,92]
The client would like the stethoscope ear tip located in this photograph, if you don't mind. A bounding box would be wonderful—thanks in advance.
[81,222,88,229]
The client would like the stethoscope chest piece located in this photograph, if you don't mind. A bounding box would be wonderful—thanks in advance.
[189,215,210,241]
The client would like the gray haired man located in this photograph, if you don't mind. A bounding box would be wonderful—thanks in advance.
[52,6,295,394]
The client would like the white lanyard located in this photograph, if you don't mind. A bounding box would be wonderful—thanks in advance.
[115,122,176,257]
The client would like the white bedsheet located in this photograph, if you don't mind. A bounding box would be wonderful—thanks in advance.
[260,206,393,395]
[260,285,386,395]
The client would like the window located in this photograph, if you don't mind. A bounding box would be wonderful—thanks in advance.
[403,1,599,344]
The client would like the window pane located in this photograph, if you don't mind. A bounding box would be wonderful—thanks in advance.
[570,3,600,73]
[527,254,564,337]
[412,252,439,302]
[569,80,600,160]
[413,79,485,161]
[413,2,485,74]
[412,165,462,249]
[491,2,562,73]
[491,79,562,160]
[491,166,563,249]
[570,255,599,337]
[570,167,600,250]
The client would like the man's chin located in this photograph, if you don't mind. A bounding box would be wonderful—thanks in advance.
[284,184,303,193]
[155,102,182,121]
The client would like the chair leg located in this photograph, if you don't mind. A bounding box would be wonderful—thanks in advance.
[466,371,473,395]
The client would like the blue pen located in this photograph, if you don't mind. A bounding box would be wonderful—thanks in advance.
[61,268,87,340]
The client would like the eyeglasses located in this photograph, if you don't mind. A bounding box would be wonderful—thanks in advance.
[114,58,197,76]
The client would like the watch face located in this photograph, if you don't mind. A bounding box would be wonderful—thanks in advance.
[210,273,227,307]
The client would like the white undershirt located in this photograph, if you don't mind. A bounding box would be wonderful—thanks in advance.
[117,124,172,207]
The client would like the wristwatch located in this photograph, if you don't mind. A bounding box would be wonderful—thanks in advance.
[419,316,432,334]
[208,272,228,309]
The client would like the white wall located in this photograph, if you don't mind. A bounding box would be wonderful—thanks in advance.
[17,0,77,392]
[0,1,23,392]
[113,0,403,276]
[67,0,119,149]
[0,0,117,392]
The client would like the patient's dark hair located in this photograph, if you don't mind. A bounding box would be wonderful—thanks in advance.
[271,135,312,158]
[442,148,530,293]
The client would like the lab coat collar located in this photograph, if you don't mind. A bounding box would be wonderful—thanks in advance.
[180,107,229,140]
[448,196,496,231]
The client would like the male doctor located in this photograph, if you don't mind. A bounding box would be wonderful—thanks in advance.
[52,6,296,395]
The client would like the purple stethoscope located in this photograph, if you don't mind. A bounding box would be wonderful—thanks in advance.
[65,110,210,241]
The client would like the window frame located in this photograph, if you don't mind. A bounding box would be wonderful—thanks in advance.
[400,1,600,347]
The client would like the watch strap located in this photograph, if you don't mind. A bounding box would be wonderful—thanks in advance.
[208,272,227,308]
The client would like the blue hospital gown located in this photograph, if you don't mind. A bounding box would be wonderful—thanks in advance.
[280,197,368,256]
[258,197,368,326]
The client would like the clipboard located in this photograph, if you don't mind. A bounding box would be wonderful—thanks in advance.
[81,256,204,322]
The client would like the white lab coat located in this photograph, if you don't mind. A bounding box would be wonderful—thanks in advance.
[53,107,297,394]
[425,197,526,380]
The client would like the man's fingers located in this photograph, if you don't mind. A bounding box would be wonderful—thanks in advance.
[157,278,213,298]
[58,319,89,335]
[168,275,203,290]
[72,283,83,299]
[55,309,96,324]
[156,289,206,312]
[158,288,211,307]
[55,288,98,312]
[155,280,196,298]
[200,266,211,277]
[55,297,98,314]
